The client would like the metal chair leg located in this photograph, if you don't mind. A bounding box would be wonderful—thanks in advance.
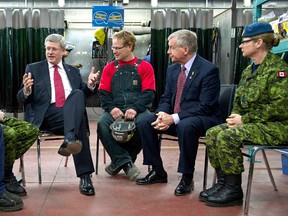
[203,147,208,190]
[64,156,69,167]
[96,135,99,175]
[103,146,106,164]
[244,147,256,214]
[37,138,42,184]
[261,149,277,191]
[19,156,26,187]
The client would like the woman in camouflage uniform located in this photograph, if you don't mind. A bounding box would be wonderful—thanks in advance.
[0,110,39,196]
[199,22,288,207]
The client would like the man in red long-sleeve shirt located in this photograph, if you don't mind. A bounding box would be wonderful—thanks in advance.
[97,30,155,181]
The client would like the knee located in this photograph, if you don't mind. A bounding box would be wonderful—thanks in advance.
[70,89,85,101]
[97,114,113,133]
[206,127,214,137]
[3,127,16,141]
[138,114,155,129]
[217,130,232,142]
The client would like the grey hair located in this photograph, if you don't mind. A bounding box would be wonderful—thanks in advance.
[44,34,66,50]
[168,29,198,53]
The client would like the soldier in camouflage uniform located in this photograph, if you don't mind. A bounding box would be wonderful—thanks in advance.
[0,110,39,197]
[199,22,288,207]
[0,126,24,212]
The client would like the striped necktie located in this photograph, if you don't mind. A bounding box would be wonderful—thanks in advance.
[174,66,186,113]
[54,65,65,108]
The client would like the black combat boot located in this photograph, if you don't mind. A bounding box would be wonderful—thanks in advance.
[205,174,243,207]
[0,190,23,212]
[199,168,225,202]
[5,166,27,197]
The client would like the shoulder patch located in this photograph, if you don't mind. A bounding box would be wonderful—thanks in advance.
[277,71,287,78]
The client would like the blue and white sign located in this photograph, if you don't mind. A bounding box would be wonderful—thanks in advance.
[92,6,124,27]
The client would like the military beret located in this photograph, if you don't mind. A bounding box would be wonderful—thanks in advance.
[242,22,274,38]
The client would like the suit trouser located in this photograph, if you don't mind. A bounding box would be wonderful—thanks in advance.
[138,113,206,174]
[40,89,94,177]
[97,110,150,170]
[0,127,5,194]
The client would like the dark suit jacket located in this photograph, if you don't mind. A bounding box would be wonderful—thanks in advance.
[17,60,96,127]
[156,54,222,130]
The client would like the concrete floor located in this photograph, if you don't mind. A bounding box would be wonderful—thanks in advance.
[2,118,288,216]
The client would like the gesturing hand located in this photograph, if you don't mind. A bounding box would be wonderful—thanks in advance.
[87,67,100,87]
[23,72,33,94]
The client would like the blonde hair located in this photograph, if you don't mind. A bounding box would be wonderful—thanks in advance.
[252,33,280,50]
[113,30,136,51]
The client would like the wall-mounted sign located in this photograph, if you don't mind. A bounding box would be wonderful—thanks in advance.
[92,6,124,27]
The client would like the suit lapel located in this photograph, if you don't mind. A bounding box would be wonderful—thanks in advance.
[42,61,52,98]
[63,63,75,89]
[180,55,201,102]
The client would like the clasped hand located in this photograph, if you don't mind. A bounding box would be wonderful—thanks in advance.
[151,112,173,131]
[226,113,243,128]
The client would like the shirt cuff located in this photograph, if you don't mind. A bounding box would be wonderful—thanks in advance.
[23,89,31,98]
[87,83,96,91]
[172,113,180,125]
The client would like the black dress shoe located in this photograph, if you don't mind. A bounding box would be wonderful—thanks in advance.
[136,170,167,185]
[174,178,194,196]
[79,174,95,196]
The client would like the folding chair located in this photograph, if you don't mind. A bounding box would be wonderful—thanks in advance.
[18,132,66,185]
[243,144,288,214]
[36,132,66,184]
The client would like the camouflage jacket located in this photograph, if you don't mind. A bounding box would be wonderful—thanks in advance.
[232,52,288,124]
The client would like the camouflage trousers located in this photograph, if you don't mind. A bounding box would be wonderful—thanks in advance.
[1,116,39,168]
[205,122,288,175]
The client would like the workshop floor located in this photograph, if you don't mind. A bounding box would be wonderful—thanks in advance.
[2,120,288,216]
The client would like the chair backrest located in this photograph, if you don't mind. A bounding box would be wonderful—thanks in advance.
[218,84,237,123]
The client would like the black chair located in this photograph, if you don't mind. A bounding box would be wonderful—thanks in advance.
[156,84,237,190]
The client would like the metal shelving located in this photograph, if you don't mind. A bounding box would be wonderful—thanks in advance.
[253,0,288,54]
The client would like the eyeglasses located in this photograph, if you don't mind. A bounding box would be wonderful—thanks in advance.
[111,45,126,51]
[240,39,254,45]
[45,47,61,52]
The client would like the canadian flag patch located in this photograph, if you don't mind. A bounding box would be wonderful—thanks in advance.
[277,71,287,78]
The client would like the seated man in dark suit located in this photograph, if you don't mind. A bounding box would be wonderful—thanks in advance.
[17,33,99,196]
[136,29,222,196]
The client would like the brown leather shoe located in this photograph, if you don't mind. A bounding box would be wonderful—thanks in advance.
[58,139,82,156]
